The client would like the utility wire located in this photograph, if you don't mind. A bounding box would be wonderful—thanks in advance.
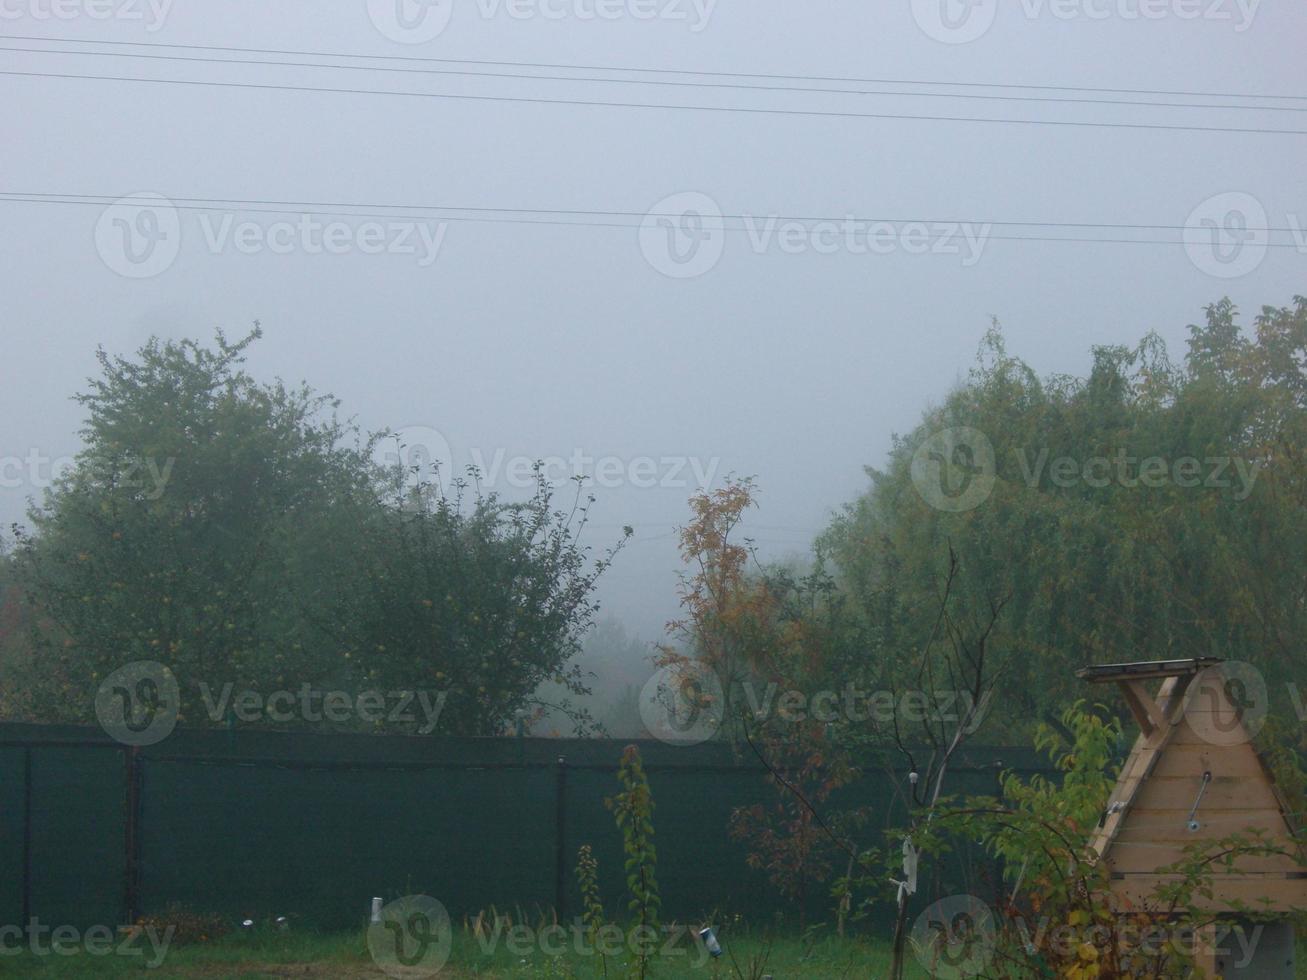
[5,192,1301,245]
[4,32,1304,104]
[3,68,1305,136]
[3,193,1302,246]
[1,42,1302,113]
[0,192,1296,237]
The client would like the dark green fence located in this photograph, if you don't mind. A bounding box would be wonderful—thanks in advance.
[0,724,1049,933]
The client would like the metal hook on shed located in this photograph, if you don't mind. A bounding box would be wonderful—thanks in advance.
[1186,770,1212,832]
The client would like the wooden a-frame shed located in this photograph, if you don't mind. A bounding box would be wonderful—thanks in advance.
[1078,658,1305,976]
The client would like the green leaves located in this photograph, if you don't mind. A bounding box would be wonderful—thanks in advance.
[16,327,362,722]
[823,298,1307,736]
[314,467,628,735]
[13,330,629,736]
[605,744,660,977]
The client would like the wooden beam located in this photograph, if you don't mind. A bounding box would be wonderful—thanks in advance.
[1119,680,1165,736]
[1076,658,1222,683]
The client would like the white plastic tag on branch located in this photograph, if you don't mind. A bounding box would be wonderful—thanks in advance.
[891,838,919,903]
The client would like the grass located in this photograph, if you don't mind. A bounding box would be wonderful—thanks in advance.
[3,924,1305,978]
[0,925,922,978]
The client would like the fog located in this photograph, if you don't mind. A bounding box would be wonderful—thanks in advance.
[3,0,1303,653]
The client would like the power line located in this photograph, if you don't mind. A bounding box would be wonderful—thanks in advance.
[2,41,1302,114]
[4,32,1304,104]
[3,192,1303,247]
[3,68,1305,136]
[2,190,1301,234]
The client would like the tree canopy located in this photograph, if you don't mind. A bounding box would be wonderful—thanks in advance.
[9,328,628,735]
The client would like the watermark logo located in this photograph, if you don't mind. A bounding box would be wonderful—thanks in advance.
[1014,448,1261,500]
[481,0,716,30]
[366,0,716,39]
[94,196,447,278]
[740,215,990,266]
[0,919,173,966]
[199,683,448,734]
[195,213,446,267]
[911,0,999,44]
[911,427,997,513]
[1185,660,1267,745]
[95,660,180,746]
[912,904,1267,970]
[742,683,991,732]
[638,192,991,278]
[641,671,990,744]
[0,451,173,498]
[639,192,726,279]
[0,0,174,32]
[1185,192,1270,279]
[367,0,454,43]
[910,894,996,979]
[1019,0,1261,30]
[374,426,456,496]
[913,435,1263,512]
[372,426,721,494]
[639,661,724,746]
[465,915,709,964]
[367,895,452,978]
[94,193,182,279]
[912,0,1261,41]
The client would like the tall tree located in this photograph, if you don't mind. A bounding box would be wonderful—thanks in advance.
[13,329,632,735]
[823,296,1307,732]
[14,327,369,723]
[307,468,631,735]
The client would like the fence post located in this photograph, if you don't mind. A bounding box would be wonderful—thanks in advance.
[21,748,32,925]
[554,756,568,920]
[123,747,141,924]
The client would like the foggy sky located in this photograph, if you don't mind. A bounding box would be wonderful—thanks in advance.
[2,1,1304,641]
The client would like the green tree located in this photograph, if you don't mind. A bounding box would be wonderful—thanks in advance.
[307,467,631,735]
[823,297,1307,735]
[13,329,631,736]
[14,327,369,724]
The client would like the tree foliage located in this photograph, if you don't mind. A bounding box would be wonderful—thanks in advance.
[9,329,627,735]
[823,297,1307,734]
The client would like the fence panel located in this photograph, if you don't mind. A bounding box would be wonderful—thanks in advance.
[0,748,26,928]
[0,727,1042,934]
[563,766,784,925]
[139,759,557,928]
[26,746,126,930]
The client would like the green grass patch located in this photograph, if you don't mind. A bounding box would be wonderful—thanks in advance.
[0,925,923,978]
[3,925,1305,978]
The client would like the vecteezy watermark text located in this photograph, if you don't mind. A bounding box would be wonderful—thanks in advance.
[912,893,1270,977]
[740,682,991,729]
[198,683,448,734]
[94,194,447,278]
[0,919,173,968]
[639,663,990,746]
[94,661,450,745]
[638,192,992,279]
[910,427,1263,513]
[1014,448,1261,500]
[911,0,1261,45]
[366,0,717,44]
[376,425,722,495]
[0,0,173,31]
[469,917,711,965]
[0,450,173,497]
